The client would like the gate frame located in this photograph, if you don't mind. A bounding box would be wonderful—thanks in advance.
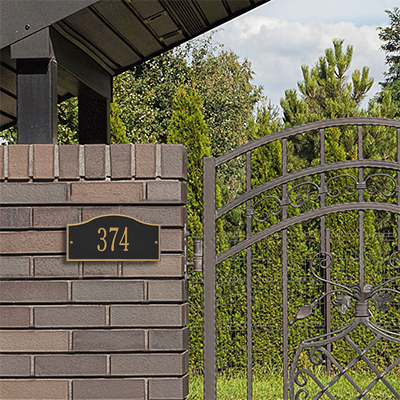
[202,117,400,400]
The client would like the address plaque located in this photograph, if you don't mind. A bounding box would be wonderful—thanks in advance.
[67,215,160,262]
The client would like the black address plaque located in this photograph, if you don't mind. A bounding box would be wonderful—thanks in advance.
[67,215,160,261]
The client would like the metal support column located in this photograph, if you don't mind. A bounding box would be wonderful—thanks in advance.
[203,157,217,400]
[358,126,365,288]
[246,151,253,399]
[282,138,289,400]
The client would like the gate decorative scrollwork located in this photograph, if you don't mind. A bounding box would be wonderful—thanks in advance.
[289,251,400,399]
[249,173,399,222]
[202,117,400,400]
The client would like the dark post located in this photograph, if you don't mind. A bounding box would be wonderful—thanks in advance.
[11,28,57,144]
[78,87,110,145]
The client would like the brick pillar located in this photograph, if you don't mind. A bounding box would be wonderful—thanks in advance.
[0,143,189,400]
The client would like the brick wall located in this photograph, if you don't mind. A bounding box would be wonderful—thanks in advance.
[0,144,189,400]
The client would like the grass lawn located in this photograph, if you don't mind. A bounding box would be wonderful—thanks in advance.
[188,372,400,399]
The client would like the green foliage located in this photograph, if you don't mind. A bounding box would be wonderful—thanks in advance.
[281,39,373,125]
[377,7,400,116]
[110,102,129,144]
[0,126,16,144]
[187,39,399,377]
[57,98,129,145]
[58,97,78,144]
[168,84,210,235]
[114,34,262,155]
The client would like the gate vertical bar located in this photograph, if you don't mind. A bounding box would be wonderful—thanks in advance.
[319,127,331,374]
[246,151,253,399]
[358,126,364,288]
[203,157,217,400]
[397,128,400,251]
[282,138,289,400]
[325,228,332,373]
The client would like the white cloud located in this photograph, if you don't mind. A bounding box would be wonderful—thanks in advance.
[212,14,387,111]
[252,0,398,26]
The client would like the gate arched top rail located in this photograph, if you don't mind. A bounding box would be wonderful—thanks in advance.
[216,202,400,264]
[217,159,400,219]
[215,117,400,166]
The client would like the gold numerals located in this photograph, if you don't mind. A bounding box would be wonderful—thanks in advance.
[97,227,129,252]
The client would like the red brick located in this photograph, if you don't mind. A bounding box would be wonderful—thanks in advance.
[70,182,143,203]
[33,206,80,228]
[34,306,106,327]
[73,379,145,399]
[111,351,189,376]
[0,207,30,229]
[147,181,187,203]
[0,330,69,352]
[122,254,184,277]
[85,144,106,179]
[161,229,183,252]
[8,145,29,180]
[0,230,65,254]
[0,380,68,399]
[135,143,156,178]
[0,281,68,303]
[161,144,187,179]
[0,306,30,327]
[34,256,79,277]
[35,355,107,376]
[33,144,54,180]
[59,145,80,180]
[0,146,4,180]
[110,144,132,179]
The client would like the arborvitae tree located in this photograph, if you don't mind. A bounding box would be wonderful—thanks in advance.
[109,103,129,144]
[168,84,210,236]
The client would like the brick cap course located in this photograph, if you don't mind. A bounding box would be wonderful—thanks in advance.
[1,144,187,181]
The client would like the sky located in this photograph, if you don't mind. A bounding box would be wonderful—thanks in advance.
[206,0,398,112]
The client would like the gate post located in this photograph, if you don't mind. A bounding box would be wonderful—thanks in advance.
[203,157,216,400]
[0,143,189,400]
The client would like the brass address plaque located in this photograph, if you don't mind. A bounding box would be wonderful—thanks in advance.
[67,215,160,261]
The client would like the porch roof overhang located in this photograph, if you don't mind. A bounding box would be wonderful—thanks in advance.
[0,0,270,131]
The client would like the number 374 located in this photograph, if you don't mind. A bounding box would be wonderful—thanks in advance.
[97,227,129,252]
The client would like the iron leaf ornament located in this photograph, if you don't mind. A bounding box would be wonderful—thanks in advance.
[290,251,399,325]
[290,299,319,325]
[332,295,351,314]
[373,293,394,312]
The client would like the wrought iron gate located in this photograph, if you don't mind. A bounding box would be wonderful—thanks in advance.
[202,117,400,399]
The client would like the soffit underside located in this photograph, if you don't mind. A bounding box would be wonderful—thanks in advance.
[0,0,270,130]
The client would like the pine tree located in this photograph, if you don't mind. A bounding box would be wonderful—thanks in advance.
[281,39,373,125]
